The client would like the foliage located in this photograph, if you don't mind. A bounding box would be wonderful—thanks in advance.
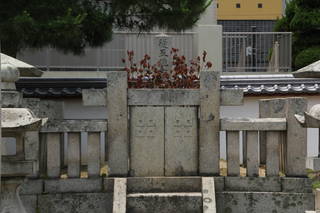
[274,0,320,69]
[0,0,211,57]
[123,49,212,88]
[294,46,320,69]
[307,169,320,189]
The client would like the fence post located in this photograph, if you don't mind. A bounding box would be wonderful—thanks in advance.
[106,71,128,176]
[285,97,307,176]
[199,71,220,175]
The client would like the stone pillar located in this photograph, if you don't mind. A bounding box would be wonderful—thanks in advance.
[106,71,128,176]
[199,71,220,175]
[285,97,307,176]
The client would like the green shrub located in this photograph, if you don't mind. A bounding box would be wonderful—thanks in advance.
[294,46,320,69]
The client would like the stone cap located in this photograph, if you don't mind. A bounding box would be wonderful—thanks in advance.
[293,60,320,78]
[2,108,46,131]
[295,104,320,128]
[1,53,43,77]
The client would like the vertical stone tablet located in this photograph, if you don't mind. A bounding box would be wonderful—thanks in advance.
[286,97,307,176]
[200,71,220,175]
[67,133,81,178]
[246,131,259,177]
[106,71,128,176]
[130,107,165,176]
[46,133,61,178]
[88,132,101,178]
[202,177,217,213]
[227,131,240,176]
[165,107,198,176]
[266,131,280,176]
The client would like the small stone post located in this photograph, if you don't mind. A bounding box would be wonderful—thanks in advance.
[106,71,128,176]
[199,71,220,175]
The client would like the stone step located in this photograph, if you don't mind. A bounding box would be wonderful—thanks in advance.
[126,192,203,213]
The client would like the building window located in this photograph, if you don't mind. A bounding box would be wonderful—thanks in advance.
[258,3,263,8]
[236,3,241,8]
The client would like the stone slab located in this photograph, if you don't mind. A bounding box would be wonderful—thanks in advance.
[128,89,199,106]
[126,177,202,193]
[39,100,64,120]
[281,178,313,193]
[127,192,202,213]
[106,71,128,176]
[202,177,217,213]
[199,71,220,175]
[67,133,81,178]
[224,177,281,192]
[165,107,198,176]
[20,179,44,195]
[266,131,280,176]
[82,89,107,106]
[128,89,242,106]
[2,160,34,177]
[220,89,243,106]
[41,120,107,132]
[44,178,103,193]
[38,193,113,213]
[24,131,39,161]
[216,191,314,213]
[88,132,101,177]
[220,118,287,131]
[113,178,127,213]
[246,131,259,177]
[2,91,22,107]
[130,106,165,176]
[46,132,61,178]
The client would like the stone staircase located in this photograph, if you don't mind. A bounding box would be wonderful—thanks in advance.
[112,177,216,213]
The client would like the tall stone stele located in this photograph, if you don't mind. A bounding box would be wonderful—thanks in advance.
[0,63,46,213]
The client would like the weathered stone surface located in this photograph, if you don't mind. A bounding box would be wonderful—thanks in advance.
[281,178,313,193]
[38,193,113,213]
[266,131,281,176]
[82,89,107,106]
[130,106,164,176]
[224,177,281,192]
[226,131,240,176]
[126,177,202,193]
[20,179,43,195]
[315,188,320,210]
[2,91,22,107]
[306,157,320,171]
[41,120,107,132]
[44,178,102,193]
[286,97,307,176]
[246,131,259,177]
[165,107,198,176]
[67,133,81,178]
[200,71,220,175]
[113,178,127,213]
[24,131,39,161]
[220,89,243,106]
[22,98,41,116]
[39,100,63,120]
[127,192,202,213]
[21,195,37,213]
[202,177,217,213]
[46,133,61,178]
[220,118,287,131]
[88,132,101,177]
[2,160,34,177]
[106,71,128,176]
[128,89,199,106]
[216,191,314,213]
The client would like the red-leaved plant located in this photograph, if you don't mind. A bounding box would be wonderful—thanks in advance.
[122,48,213,88]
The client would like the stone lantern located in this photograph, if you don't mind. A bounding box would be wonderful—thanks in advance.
[0,60,45,213]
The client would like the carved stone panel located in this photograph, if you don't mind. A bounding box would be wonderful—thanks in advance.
[130,106,165,176]
[165,107,198,176]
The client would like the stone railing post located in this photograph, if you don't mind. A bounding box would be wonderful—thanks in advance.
[106,71,128,176]
[199,71,220,175]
